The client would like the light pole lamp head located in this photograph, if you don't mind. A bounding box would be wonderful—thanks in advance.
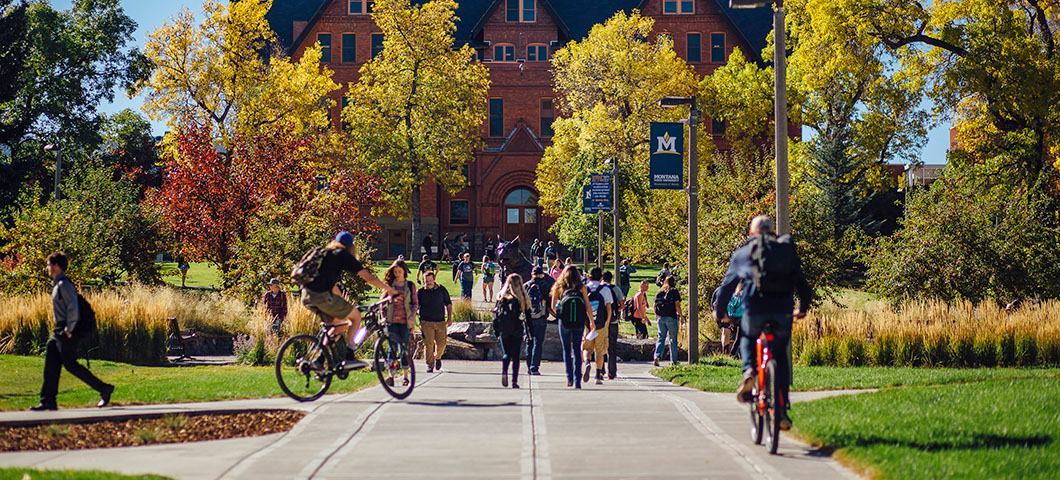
[729,0,774,8]
[43,144,59,152]
[659,96,693,107]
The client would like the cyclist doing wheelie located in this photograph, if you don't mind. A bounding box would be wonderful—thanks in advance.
[713,216,811,431]
[294,232,400,370]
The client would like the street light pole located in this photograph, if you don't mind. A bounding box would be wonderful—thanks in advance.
[612,158,620,281]
[687,100,700,365]
[773,0,790,236]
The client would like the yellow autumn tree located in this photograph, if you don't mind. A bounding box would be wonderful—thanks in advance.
[137,0,339,150]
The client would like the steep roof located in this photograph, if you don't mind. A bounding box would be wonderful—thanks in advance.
[268,0,773,58]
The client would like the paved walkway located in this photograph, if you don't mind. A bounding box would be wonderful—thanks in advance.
[0,361,861,480]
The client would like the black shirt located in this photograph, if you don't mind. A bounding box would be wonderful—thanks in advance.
[417,285,452,321]
[423,236,433,249]
[418,260,438,275]
[304,248,366,293]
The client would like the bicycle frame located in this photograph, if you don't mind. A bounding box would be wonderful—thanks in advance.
[755,327,775,415]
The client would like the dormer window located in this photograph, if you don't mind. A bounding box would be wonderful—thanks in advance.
[663,0,694,14]
[506,0,536,22]
[348,0,367,15]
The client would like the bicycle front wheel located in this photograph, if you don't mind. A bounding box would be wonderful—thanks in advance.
[374,333,416,399]
[276,334,333,402]
[749,380,763,445]
[763,359,781,454]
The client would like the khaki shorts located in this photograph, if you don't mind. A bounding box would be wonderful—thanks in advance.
[301,288,354,323]
[582,324,609,356]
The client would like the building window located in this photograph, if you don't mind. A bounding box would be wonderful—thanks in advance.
[489,98,504,137]
[686,33,701,63]
[493,44,514,62]
[450,200,470,225]
[342,33,356,63]
[711,33,726,63]
[348,0,364,14]
[540,99,554,137]
[371,33,384,59]
[527,44,547,62]
[663,0,693,14]
[318,33,331,63]
[507,0,535,22]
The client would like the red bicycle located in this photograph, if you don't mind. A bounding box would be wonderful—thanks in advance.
[748,321,783,454]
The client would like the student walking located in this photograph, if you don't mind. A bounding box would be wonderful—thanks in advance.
[440,233,453,262]
[543,241,558,266]
[452,253,476,300]
[549,259,564,279]
[481,255,497,302]
[617,260,637,297]
[417,272,452,373]
[582,267,613,385]
[416,254,438,285]
[655,263,672,287]
[533,239,546,267]
[524,266,555,375]
[602,271,623,380]
[422,233,435,260]
[629,280,651,339]
[714,216,812,431]
[383,260,418,385]
[494,273,530,388]
[653,275,683,366]
[551,266,593,388]
[32,252,115,411]
[263,278,288,335]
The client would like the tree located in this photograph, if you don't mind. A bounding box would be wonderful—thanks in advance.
[137,0,338,150]
[0,0,150,223]
[97,109,164,193]
[536,10,696,261]
[343,0,489,262]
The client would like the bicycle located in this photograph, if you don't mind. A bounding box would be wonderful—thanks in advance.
[748,321,783,454]
[275,296,416,401]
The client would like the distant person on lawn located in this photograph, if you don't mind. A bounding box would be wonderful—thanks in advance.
[422,233,435,260]
[417,272,452,373]
[32,251,114,411]
[453,252,476,300]
[301,232,400,370]
[618,259,637,297]
[481,255,497,303]
[176,256,190,287]
[263,278,287,335]
[417,254,438,284]
[629,280,651,339]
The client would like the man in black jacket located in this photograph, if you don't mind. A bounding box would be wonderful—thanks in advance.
[33,252,114,411]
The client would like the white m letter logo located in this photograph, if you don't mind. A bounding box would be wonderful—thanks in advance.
[656,132,678,154]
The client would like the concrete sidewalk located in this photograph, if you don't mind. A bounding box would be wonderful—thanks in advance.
[0,361,862,480]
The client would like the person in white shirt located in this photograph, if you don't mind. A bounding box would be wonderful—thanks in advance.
[581,267,613,385]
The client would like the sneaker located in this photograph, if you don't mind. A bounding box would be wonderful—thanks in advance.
[567,380,573,387]
[97,384,115,408]
[343,351,367,370]
[582,364,592,383]
[530,370,541,376]
[653,358,660,367]
[502,372,509,387]
[426,366,434,373]
[30,403,57,412]
[512,382,520,389]
[778,409,792,431]
[736,370,755,403]
[435,359,442,371]
[402,378,411,387]
[595,376,603,385]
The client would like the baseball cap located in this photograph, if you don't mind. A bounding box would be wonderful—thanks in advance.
[335,231,354,247]
[268,278,280,285]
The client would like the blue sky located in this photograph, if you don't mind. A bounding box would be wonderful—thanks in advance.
[54,0,951,163]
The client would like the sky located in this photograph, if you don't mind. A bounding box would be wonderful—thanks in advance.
[53,0,951,164]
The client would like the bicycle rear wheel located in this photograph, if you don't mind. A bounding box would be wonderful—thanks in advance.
[763,359,781,454]
[276,334,333,402]
[374,333,416,399]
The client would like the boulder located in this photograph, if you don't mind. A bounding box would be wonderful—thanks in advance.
[540,323,564,361]
[614,336,657,362]
[441,338,485,360]
[447,321,493,342]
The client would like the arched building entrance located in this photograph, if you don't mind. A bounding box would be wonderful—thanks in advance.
[502,188,539,243]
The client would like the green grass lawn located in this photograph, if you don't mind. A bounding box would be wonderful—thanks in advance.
[158,262,222,289]
[0,355,375,411]
[0,468,171,480]
[790,377,1060,479]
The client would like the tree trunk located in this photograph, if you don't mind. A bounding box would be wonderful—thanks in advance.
[411,182,422,262]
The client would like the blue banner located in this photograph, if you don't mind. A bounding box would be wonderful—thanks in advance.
[649,122,684,189]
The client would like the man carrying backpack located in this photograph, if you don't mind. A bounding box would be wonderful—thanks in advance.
[618,259,637,297]
[714,216,812,431]
[33,252,114,411]
[581,267,613,385]
[602,271,624,380]
[524,266,555,375]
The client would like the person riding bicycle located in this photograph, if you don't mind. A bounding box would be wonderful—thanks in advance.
[301,232,400,369]
[713,216,811,431]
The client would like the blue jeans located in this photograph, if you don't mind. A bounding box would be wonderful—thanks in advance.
[654,316,679,363]
[559,324,584,386]
[526,319,549,372]
[739,313,793,404]
[387,323,411,368]
[619,285,630,297]
[460,279,473,299]
[500,331,523,381]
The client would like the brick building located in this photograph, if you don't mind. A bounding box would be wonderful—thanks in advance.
[267,0,771,259]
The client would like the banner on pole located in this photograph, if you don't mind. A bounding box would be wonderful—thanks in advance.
[649,122,684,189]
[582,173,612,214]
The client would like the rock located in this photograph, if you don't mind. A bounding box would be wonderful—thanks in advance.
[441,338,485,360]
[447,321,493,342]
[541,323,564,361]
[614,336,657,362]
[468,331,498,345]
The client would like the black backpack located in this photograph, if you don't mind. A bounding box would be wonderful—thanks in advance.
[74,293,96,337]
[654,290,677,318]
[587,285,608,329]
[623,297,636,319]
[291,247,329,286]
[618,266,630,286]
[525,280,548,320]
[750,234,799,294]
[556,289,588,329]
[492,297,523,335]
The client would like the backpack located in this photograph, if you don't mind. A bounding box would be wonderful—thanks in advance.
[587,285,608,329]
[74,293,96,337]
[525,280,548,320]
[492,297,523,334]
[654,290,678,318]
[290,247,329,286]
[750,234,799,294]
[623,297,636,319]
[655,269,668,287]
[556,289,588,329]
[619,266,630,286]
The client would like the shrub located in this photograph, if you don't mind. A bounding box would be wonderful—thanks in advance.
[1015,335,1038,367]
[838,337,866,366]
[869,336,896,367]
[819,336,840,366]
[949,336,975,367]
[800,340,825,366]
[972,336,996,367]
[923,334,950,367]
[997,333,1017,367]
[896,335,924,367]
